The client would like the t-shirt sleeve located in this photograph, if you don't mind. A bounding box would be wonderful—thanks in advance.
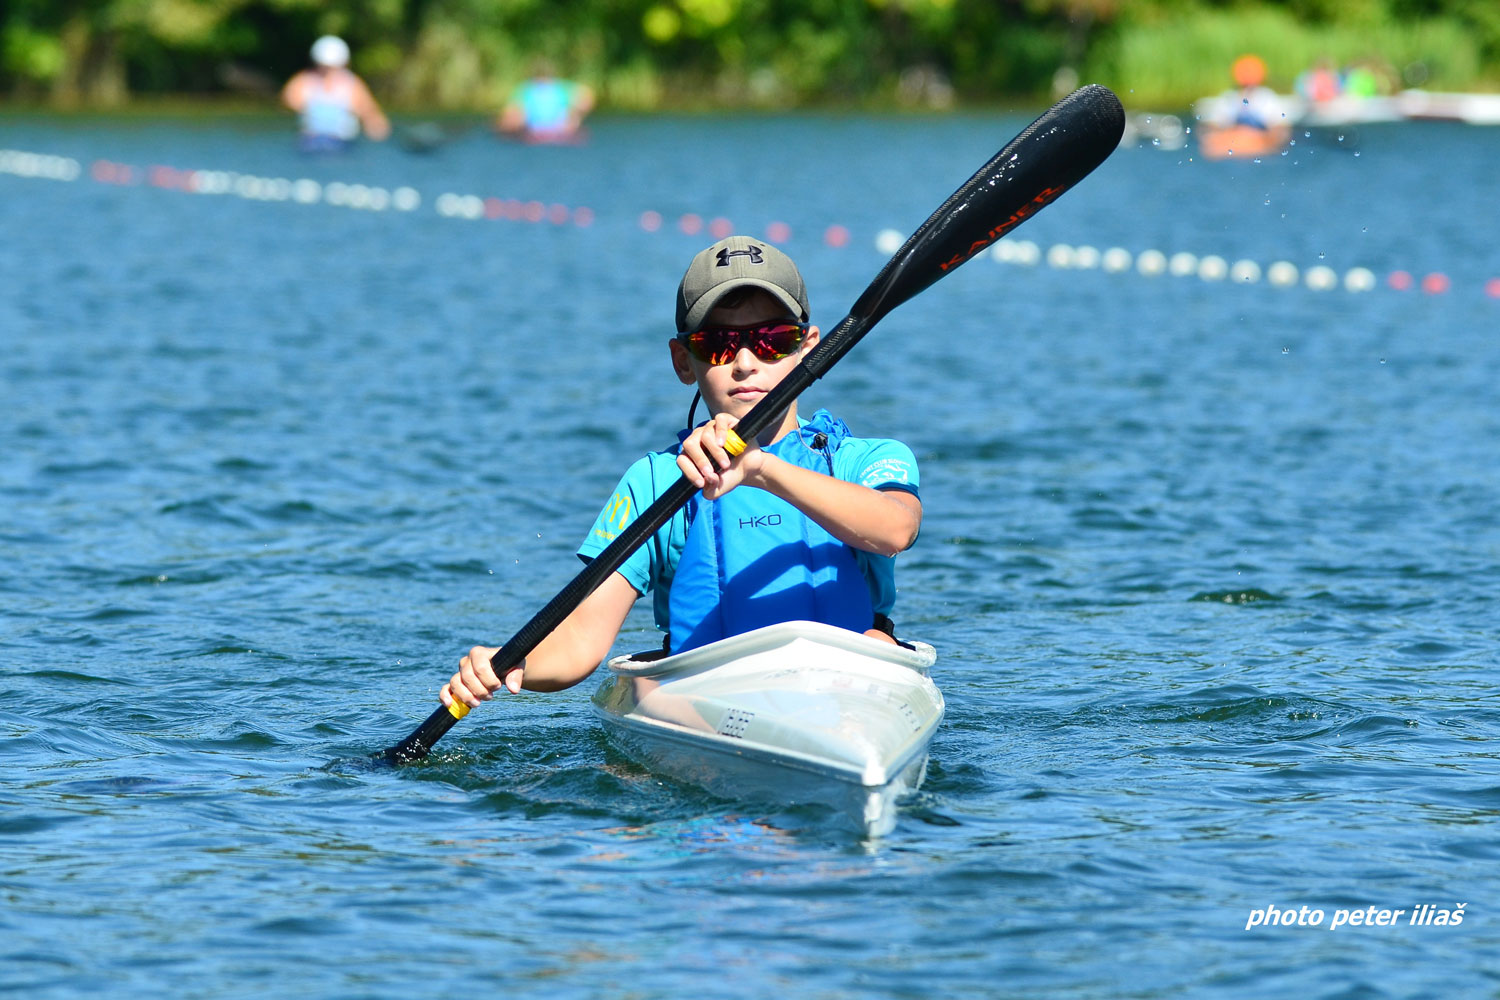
[576,455,659,596]
[848,438,920,497]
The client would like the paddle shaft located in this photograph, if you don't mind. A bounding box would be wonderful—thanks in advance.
[382,84,1125,764]
[382,317,861,763]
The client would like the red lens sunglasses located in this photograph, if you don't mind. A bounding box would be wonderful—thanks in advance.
[677,322,808,366]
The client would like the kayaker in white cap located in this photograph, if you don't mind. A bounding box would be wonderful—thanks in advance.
[281,35,390,150]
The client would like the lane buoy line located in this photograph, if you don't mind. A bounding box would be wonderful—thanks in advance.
[978,238,1480,297]
[3,147,1494,299]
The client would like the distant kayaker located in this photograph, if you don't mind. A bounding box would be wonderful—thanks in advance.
[1214,53,1290,133]
[442,237,923,708]
[1197,53,1292,159]
[281,35,390,151]
[494,61,594,144]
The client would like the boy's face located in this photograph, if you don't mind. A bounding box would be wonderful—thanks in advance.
[669,290,820,421]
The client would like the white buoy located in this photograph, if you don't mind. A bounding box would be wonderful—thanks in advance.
[1198,255,1228,281]
[993,241,1030,264]
[1169,251,1198,277]
[1046,243,1076,268]
[1137,249,1167,276]
[324,182,349,207]
[1305,265,1339,291]
[234,174,264,199]
[292,179,322,204]
[435,192,461,217]
[1344,267,1376,292]
[6,152,80,181]
[1267,261,1299,287]
[194,170,234,195]
[875,228,904,255]
[1230,259,1262,284]
[1010,240,1040,266]
[1073,245,1101,269]
[1,151,35,177]
[392,186,421,211]
[459,194,484,219]
[1102,247,1133,272]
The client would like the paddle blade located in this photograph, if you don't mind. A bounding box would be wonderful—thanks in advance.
[375,700,469,765]
[851,84,1124,328]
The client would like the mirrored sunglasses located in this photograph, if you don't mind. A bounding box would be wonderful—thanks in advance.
[678,322,808,366]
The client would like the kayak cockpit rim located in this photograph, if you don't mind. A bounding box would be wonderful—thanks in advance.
[604,619,937,679]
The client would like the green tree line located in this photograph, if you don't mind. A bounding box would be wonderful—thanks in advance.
[3,0,1497,110]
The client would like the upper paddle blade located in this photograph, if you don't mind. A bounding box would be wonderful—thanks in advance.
[851,84,1125,329]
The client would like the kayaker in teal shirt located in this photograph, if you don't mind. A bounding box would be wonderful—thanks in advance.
[495,61,594,144]
[442,237,922,710]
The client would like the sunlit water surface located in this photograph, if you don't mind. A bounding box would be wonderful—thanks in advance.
[3,111,1497,998]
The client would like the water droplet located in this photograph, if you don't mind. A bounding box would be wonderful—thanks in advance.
[1304,131,1311,137]
[1184,126,1192,134]
[1354,151,1361,157]
[1264,197,1270,205]
[1318,251,1326,260]
[1379,358,1387,364]
[1254,157,1262,164]
[1338,134,1345,142]
[1362,226,1368,233]
[1153,138,1160,146]
[1281,347,1290,354]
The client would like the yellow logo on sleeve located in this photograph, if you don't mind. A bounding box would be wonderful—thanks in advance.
[594,492,633,542]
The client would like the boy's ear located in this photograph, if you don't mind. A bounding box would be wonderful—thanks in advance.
[669,338,697,385]
[802,324,820,353]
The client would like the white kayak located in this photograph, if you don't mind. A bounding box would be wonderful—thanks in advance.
[590,620,944,835]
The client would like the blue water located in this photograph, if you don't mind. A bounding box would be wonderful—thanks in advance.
[3,110,1497,998]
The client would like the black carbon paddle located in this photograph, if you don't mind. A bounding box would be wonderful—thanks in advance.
[380,84,1125,764]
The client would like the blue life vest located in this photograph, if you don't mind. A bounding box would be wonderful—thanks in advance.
[667,412,875,653]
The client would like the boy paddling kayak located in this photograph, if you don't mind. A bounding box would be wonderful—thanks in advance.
[441,237,922,711]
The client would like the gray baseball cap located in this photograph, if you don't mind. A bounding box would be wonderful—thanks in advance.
[675,236,810,332]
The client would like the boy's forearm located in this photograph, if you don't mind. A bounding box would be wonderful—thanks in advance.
[518,571,636,691]
[752,455,920,557]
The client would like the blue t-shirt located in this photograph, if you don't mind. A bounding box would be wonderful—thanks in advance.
[576,410,919,634]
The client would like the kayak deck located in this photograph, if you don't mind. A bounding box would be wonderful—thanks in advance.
[590,621,944,834]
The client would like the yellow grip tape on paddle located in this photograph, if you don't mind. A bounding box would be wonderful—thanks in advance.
[447,699,471,721]
[724,429,747,457]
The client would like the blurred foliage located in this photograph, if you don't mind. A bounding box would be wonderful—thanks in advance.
[0,0,1495,108]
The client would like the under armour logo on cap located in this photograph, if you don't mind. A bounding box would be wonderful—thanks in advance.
[676,235,810,332]
[715,245,765,267]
